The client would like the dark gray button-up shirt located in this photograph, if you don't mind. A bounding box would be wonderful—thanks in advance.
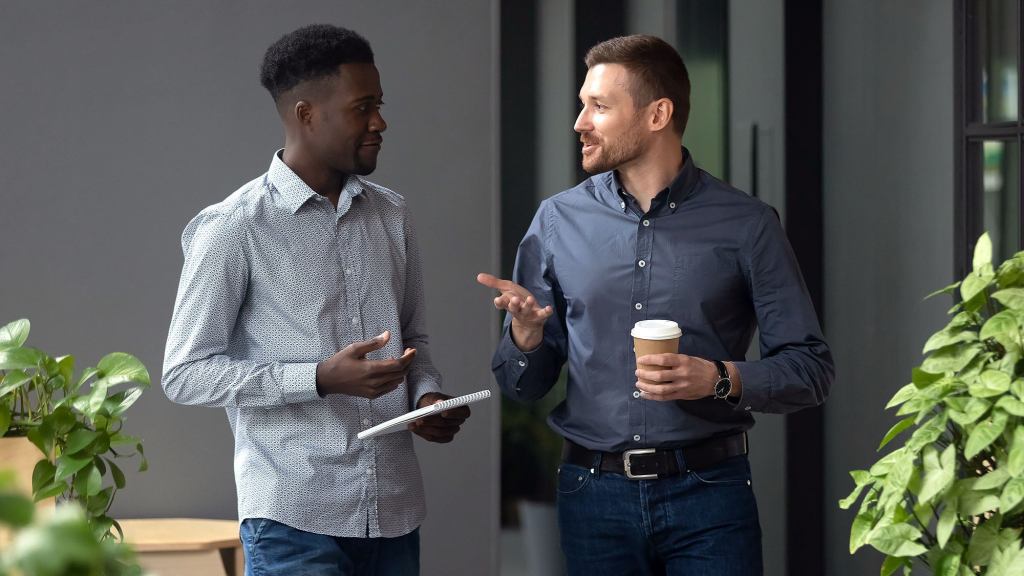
[493,151,833,452]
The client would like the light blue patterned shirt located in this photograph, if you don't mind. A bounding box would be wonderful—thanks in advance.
[162,151,442,538]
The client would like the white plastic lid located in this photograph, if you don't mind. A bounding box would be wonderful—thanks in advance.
[630,320,682,340]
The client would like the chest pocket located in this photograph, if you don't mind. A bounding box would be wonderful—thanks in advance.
[672,250,745,318]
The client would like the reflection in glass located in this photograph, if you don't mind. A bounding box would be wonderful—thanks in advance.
[972,0,1018,123]
[980,140,1020,263]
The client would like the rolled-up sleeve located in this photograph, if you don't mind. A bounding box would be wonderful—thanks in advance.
[731,206,834,413]
[162,209,320,408]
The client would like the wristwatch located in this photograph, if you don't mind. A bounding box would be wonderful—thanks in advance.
[712,360,732,400]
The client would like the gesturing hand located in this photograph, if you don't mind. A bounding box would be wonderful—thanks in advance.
[476,272,553,351]
[316,331,416,399]
[408,392,471,443]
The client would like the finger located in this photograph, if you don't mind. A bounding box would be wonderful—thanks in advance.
[636,353,682,368]
[635,368,672,383]
[635,380,673,394]
[476,273,514,292]
[347,331,391,358]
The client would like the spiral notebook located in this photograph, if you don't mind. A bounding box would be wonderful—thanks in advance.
[357,389,492,440]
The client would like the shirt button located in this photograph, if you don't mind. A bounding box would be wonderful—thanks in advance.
[642,220,650,227]
[362,419,370,426]
[518,360,527,367]
[366,468,374,475]
[620,201,626,209]
[345,268,353,275]
[638,260,646,268]
[351,317,359,325]
[745,406,752,411]
[633,435,641,442]
[669,202,676,209]
[632,391,641,398]
[635,303,643,310]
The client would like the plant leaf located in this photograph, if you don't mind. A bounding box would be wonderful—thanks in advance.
[64,428,99,455]
[949,397,991,426]
[878,417,916,451]
[922,342,984,374]
[0,347,44,370]
[1001,478,1024,513]
[0,319,30,350]
[967,516,1001,566]
[0,403,10,437]
[996,396,1024,417]
[975,467,1011,490]
[975,233,994,271]
[0,369,31,397]
[935,552,962,576]
[920,445,956,504]
[937,496,958,549]
[924,330,978,355]
[966,410,1010,460]
[981,310,1020,343]
[95,353,151,388]
[0,492,35,527]
[54,454,92,482]
[30,459,55,495]
[880,555,907,576]
[1009,427,1024,478]
[926,281,962,300]
[886,384,918,409]
[850,509,875,553]
[960,492,1000,516]
[867,523,929,557]
[993,287,1024,310]
[107,459,125,490]
[971,370,1013,397]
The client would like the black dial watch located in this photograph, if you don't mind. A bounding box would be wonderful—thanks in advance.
[712,360,732,400]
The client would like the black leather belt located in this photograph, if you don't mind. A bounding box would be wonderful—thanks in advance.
[563,432,748,480]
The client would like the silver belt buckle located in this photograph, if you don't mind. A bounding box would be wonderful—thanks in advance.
[623,448,659,480]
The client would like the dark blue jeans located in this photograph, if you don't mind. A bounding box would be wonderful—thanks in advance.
[557,454,763,576]
[239,518,419,576]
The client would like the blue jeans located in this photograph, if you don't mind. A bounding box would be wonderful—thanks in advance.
[239,518,419,576]
[557,454,763,576]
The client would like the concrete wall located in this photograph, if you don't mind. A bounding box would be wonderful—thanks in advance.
[0,2,498,574]
[823,1,954,574]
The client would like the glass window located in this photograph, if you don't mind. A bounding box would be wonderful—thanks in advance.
[970,0,1019,123]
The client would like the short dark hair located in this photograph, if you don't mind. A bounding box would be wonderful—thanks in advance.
[584,35,690,135]
[260,24,374,102]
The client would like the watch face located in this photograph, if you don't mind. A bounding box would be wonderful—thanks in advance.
[715,378,731,399]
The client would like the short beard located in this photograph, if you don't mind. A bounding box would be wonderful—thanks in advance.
[581,124,647,174]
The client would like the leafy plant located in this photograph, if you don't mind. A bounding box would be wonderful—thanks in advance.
[0,469,142,576]
[842,234,1024,575]
[0,319,149,540]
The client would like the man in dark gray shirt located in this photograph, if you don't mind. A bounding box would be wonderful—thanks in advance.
[478,35,833,575]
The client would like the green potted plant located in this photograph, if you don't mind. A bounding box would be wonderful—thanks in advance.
[0,469,142,575]
[842,234,1024,574]
[0,319,149,540]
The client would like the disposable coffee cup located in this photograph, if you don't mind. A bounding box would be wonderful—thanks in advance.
[631,320,682,371]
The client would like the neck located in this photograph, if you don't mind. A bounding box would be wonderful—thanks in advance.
[282,142,347,207]
[617,143,684,213]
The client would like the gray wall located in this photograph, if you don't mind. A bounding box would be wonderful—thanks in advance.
[823,1,953,574]
[0,2,499,575]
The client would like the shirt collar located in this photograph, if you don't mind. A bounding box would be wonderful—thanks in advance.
[267,149,366,214]
[606,147,700,215]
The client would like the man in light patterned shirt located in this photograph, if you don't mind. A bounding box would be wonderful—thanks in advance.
[162,24,470,575]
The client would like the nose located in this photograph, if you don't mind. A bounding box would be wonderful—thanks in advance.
[370,108,387,133]
[574,107,589,134]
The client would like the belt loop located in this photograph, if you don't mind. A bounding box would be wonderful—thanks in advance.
[591,452,602,478]
[674,448,688,474]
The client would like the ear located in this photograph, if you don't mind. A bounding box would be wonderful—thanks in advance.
[648,98,674,132]
[293,100,314,127]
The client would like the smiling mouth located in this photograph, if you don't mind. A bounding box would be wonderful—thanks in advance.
[362,140,383,147]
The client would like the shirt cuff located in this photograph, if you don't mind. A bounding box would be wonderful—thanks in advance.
[493,329,533,392]
[408,372,443,411]
[729,360,772,413]
[281,362,321,404]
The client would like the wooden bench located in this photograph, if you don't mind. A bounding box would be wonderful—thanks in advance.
[118,518,243,576]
